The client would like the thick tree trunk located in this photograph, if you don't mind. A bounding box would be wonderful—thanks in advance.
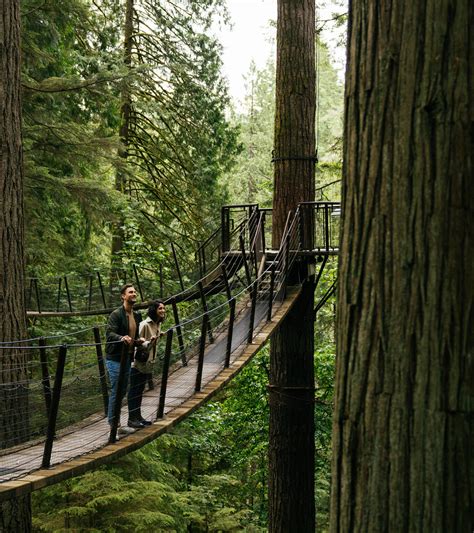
[272,0,315,248]
[0,0,32,529]
[269,1,316,531]
[331,1,473,531]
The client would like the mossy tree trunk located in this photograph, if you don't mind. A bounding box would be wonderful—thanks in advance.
[0,0,32,529]
[269,0,316,531]
[331,0,473,531]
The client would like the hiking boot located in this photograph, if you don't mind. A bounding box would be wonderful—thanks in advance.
[139,417,152,426]
[127,419,145,429]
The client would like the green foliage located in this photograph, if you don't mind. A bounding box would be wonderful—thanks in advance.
[21,0,125,276]
[21,0,240,279]
[223,39,344,207]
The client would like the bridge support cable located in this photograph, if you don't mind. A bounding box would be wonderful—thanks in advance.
[314,279,337,316]
[42,345,67,468]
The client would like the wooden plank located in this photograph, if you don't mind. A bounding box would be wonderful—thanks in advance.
[0,287,302,501]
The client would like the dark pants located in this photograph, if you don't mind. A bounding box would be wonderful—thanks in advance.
[128,367,147,421]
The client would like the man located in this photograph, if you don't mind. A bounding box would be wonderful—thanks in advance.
[106,283,144,435]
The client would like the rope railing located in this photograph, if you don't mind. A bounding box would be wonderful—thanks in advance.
[1,202,338,482]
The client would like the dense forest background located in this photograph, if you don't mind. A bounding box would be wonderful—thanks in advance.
[19,0,345,530]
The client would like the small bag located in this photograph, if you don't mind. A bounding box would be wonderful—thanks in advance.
[134,344,150,363]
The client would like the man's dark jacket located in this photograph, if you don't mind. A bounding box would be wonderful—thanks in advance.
[106,306,142,361]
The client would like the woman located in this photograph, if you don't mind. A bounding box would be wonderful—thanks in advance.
[127,299,166,427]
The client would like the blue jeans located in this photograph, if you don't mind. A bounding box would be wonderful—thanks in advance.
[106,358,131,425]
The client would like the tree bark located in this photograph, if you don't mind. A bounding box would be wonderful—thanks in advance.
[331,1,473,531]
[0,0,32,529]
[269,1,316,531]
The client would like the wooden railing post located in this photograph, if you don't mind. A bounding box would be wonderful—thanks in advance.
[93,326,109,417]
[108,344,128,444]
[38,337,52,416]
[225,298,236,368]
[157,329,173,419]
[171,298,187,366]
[195,314,208,392]
[42,344,67,468]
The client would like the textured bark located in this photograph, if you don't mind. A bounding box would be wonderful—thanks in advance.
[0,0,31,529]
[272,0,315,249]
[0,495,32,533]
[269,1,316,531]
[331,1,473,531]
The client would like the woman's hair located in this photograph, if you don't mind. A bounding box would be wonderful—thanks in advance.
[148,299,164,322]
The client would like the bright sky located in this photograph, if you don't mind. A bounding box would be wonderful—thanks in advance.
[214,0,347,106]
[214,0,277,105]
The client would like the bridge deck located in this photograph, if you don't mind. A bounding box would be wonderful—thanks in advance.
[0,287,301,503]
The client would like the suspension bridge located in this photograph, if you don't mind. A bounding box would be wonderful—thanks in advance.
[0,202,339,502]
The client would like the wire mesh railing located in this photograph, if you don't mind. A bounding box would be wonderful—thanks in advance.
[1,202,338,483]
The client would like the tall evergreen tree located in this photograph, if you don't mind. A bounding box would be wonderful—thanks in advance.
[0,0,32,529]
[269,0,316,531]
[331,0,473,530]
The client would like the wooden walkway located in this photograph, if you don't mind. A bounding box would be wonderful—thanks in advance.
[0,287,301,502]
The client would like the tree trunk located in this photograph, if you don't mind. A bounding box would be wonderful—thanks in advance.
[0,0,32,529]
[269,0,316,531]
[111,0,133,269]
[331,1,474,531]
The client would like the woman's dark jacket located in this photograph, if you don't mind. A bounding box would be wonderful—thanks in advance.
[105,306,142,361]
